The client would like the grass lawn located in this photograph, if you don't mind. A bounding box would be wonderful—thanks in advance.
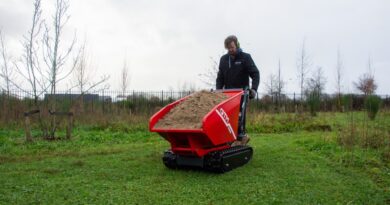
[0,112,389,204]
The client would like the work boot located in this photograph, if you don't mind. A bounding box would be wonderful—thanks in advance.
[241,134,250,145]
[231,134,250,146]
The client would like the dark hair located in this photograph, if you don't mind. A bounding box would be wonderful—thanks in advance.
[224,35,240,48]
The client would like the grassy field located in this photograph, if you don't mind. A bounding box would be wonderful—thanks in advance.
[0,112,389,204]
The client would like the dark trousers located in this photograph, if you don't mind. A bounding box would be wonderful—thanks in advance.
[237,94,247,139]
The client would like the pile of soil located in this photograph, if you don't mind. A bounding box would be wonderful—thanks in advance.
[154,90,228,129]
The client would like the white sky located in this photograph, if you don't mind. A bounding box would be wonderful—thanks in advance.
[0,0,389,94]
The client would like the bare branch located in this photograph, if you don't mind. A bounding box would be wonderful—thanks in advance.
[83,74,110,94]
[306,66,327,95]
[335,47,343,95]
[354,58,377,96]
[0,29,14,92]
[120,58,130,95]
[42,0,77,98]
[296,38,312,98]
[69,40,110,95]
[198,56,219,88]
[13,0,46,101]
[277,59,285,96]
[264,74,277,95]
[71,41,89,93]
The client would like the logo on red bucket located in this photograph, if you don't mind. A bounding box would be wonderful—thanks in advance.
[215,108,237,139]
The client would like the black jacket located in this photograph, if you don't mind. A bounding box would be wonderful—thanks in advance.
[216,50,260,91]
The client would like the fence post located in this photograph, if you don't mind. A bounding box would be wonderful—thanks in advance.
[161,90,164,105]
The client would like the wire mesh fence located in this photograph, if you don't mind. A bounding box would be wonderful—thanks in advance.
[0,89,389,123]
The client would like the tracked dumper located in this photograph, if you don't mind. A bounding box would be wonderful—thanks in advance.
[149,89,252,173]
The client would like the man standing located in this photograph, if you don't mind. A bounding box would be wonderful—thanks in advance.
[216,35,260,145]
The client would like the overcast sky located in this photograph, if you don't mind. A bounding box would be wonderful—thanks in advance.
[0,0,389,94]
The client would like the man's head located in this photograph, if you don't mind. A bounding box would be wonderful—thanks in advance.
[224,35,240,56]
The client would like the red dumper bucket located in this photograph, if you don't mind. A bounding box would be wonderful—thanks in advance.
[149,89,253,173]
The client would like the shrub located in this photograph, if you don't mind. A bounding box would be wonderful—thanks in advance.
[338,124,389,150]
[307,91,321,116]
[341,94,352,112]
[364,95,382,120]
[382,147,390,163]
[361,130,387,149]
[337,125,358,149]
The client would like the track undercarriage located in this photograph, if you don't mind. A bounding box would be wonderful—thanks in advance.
[163,145,253,173]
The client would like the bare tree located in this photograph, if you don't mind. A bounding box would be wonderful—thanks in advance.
[307,66,327,95]
[276,59,285,98]
[71,41,110,113]
[354,57,377,96]
[117,58,130,110]
[120,59,130,97]
[72,41,109,93]
[354,74,377,96]
[9,0,93,141]
[296,38,311,100]
[335,48,343,95]
[14,0,45,105]
[73,43,89,94]
[0,30,14,121]
[43,0,77,97]
[335,48,343,111]
[42,0,79,139]
[198,57,219,88]
[264,59,285,112]
[276,59,285,111]
[71,43,88,114]
[306,67,327,116]
[265,74,278,96]
[0,30,13,93]
[265,60,285,96]
[11,0,48,141]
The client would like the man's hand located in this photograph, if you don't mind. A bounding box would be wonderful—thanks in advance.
[249,89,257,99]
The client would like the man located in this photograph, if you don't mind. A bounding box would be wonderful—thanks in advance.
[216,35,260,146]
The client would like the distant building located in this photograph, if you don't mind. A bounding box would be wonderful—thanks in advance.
[44,94,111,102]
[99,95,112,102]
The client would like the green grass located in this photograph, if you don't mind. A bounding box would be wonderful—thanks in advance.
[0,112,390,204]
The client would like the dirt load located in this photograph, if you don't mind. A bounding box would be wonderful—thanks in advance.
[154,90,228,129]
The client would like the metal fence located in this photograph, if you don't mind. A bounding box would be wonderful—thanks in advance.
[0,90,389,122]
